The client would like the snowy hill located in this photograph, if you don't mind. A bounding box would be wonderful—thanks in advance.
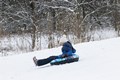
[0,37,120,80]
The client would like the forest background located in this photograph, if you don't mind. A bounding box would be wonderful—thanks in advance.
[0,0,120,56]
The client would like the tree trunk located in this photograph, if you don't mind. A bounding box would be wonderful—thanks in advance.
[32,25,36,50]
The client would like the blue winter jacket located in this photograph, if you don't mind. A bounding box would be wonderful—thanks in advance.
[61,41,76,56]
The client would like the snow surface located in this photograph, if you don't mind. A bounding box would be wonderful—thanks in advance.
[0,37,120,80]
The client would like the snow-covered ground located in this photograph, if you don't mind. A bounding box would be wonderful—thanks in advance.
[0,37,120,80]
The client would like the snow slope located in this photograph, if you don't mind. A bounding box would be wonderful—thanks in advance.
[0,37,120,80]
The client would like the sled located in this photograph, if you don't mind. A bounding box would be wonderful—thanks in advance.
[50,54,79,65]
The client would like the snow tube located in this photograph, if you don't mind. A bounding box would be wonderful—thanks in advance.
[50,54,79,65]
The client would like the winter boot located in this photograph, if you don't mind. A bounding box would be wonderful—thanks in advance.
[33,56,38,66]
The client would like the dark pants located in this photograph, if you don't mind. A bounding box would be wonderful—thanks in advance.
[37,56,58,66]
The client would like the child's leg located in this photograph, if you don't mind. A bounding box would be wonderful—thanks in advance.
[37,56,58,66]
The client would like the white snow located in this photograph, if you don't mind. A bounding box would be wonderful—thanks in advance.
[0,37,120,80]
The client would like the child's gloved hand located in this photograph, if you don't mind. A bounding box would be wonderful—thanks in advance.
[61,54,68,58]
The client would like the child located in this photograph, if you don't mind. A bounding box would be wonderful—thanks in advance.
[33,35,76,66]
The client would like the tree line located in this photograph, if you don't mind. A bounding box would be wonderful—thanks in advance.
[0,0,120,54]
